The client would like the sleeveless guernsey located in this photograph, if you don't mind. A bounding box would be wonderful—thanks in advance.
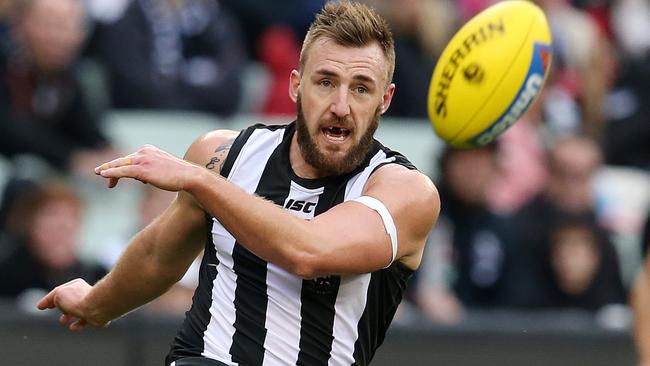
[167,122,416,366]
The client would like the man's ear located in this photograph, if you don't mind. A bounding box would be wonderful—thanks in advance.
[380,83,396,114]
[289,69,300,103]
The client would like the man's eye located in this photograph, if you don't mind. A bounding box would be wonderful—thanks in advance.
[320,80,332,87]
[356,86,368,94]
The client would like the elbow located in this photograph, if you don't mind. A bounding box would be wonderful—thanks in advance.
[280,223,330,279]
[286,250,323,279]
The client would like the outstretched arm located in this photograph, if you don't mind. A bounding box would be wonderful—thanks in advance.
[37,130,237,330]
[94,138,440,277]
[37,191,206,329]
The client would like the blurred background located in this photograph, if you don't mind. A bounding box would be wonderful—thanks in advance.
[0,0,649,365]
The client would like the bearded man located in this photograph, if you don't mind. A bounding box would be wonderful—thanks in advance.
[38,3,440,366]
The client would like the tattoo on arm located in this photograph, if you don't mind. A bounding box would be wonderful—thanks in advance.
[205,139,234,172]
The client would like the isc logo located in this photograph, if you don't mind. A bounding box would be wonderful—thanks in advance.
[284,199,316,214]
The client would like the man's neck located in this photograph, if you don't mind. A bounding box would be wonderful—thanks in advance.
[289,134,322,179]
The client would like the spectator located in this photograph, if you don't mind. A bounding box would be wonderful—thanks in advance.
[0,180,106,300]
[0,0,116,175]
[538,212,626,311]
[506,135,608,307]
[89,0,248,116]
[602,0,650,171]
[603,59,650,170]
[416,145,512,323]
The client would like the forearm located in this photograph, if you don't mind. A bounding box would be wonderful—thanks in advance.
[82,225,184,323]
[187,168,319,276]
[81,197,204,323]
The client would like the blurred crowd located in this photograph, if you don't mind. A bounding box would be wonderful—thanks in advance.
[0,0,649,336]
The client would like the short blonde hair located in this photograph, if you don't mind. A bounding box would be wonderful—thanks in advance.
[300,1,395,85]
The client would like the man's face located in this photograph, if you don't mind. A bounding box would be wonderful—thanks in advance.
[18,0,85,72]
[547,138,601,212]
[445,148,496,205]
[550,227,599,295]
[30,199,80,271]
[291,37,395,176]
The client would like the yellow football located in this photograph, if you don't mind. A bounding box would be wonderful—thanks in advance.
[427,0,553,147]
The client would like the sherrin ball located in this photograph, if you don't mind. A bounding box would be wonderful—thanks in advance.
[427,0,553,148]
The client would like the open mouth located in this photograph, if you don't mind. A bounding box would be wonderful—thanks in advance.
[321,126,351,142]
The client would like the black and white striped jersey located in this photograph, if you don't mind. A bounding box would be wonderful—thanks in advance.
[167,122,416,366]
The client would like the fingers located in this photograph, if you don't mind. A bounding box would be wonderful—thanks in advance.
[36,279,98,332]
[60,315,88,331]
[38,279,81,310]
[108,177,119,189]
[60,313,74,325]
[99,165,142,182]
[95,154,135,175]
[95,151,152,187]
[37,288,57,310]
[96,155,133,188]
[70,319,88,332]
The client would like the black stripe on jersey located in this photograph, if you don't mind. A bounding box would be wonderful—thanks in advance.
[229,243,269,366]
[373,143,417,173]
[351,263,413,366]
[230,136,292,366]
[220,123,289,178]
[220,127,253,178]
[166,216,220,365]
[296,182,346,366]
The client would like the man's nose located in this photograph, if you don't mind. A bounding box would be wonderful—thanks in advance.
[330,88,351,117]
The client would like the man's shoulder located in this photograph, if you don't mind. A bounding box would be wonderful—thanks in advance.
[371,163,433,190]
[371,140,417,172]
[189,129,239,153]
[184,129,239,170]
[200,129,240,143]
[199,122,291,144]
[188,122,293,175]
[366,164,438,213]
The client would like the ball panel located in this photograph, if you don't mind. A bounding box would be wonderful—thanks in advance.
[427,1,537,141]
[456,11,552,146]
[447,12,538,146]
[465,8,553,146]
[427,0,553,147]
[467,41,552,146]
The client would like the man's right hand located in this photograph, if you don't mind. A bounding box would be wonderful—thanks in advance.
[36,278,109,331]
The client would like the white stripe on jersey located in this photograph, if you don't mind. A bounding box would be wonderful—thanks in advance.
[263,181,322,365]
[203,127,286,365]
[262,263,303,366]
[344,150,395,199]
[203,221,237,364]
[227,128,286,190]
[329,274,372,366]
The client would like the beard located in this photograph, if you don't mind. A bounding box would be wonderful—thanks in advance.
[295,94,380,177]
